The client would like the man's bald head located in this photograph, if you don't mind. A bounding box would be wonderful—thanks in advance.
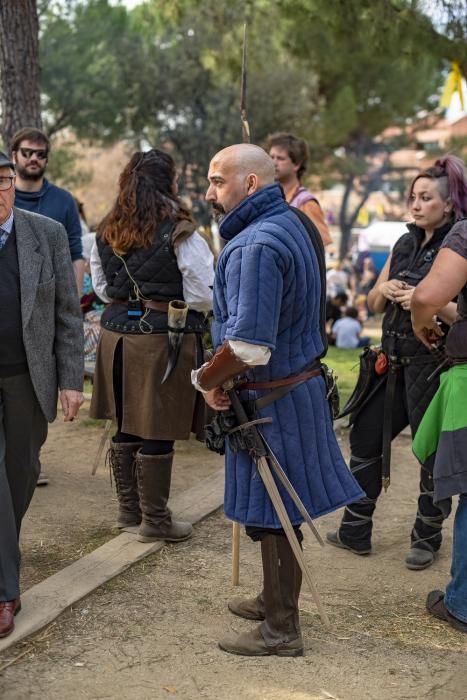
[212,144,275,185]
[206,144,276,218]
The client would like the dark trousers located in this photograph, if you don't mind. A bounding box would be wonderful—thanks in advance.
[0,373,47,600]
[340,371,448,550]
[246,526,303,544]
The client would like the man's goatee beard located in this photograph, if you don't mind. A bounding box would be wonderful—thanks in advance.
[212,206,225,224]
[18,167,45,182]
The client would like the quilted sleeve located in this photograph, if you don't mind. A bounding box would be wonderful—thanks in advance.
[223,243,284,349]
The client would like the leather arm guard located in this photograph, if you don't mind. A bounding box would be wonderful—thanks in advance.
[195,342,249,391]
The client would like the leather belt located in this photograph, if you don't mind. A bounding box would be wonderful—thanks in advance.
[111,299,169,312]
[143,300,169,312]
[240,367,321,391]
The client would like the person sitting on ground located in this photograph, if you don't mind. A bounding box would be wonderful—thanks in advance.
[331,307,371,349]
[326,291,348,345]
[326,291,348,326]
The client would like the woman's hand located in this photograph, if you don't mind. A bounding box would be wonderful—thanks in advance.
[378,278,406,302]
[203,387,231,411]
[411,316,444,349]
[392,284,415,310]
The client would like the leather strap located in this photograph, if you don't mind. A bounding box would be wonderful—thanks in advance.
[110,299,169,312]
[381,366,398,491]
[143,300,169,312]
[240,367,321,390]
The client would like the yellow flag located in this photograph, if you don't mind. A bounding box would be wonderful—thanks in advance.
[440,61,465,111]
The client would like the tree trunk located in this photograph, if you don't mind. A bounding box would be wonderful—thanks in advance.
[0,0,41,150]
[338,174,355,260]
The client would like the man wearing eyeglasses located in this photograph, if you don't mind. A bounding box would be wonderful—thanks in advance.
[10,128,85,486]
[0,151,84,638]
[10,128,84,294]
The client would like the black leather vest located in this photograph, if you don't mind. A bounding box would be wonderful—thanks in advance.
[97,219,205,334]
[381,221,452,358]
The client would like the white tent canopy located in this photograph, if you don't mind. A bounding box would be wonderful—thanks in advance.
[358,221,409,252]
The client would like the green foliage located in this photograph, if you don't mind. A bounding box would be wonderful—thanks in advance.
[41,0,147,141]
[46,142,92,190]
[325,346,361,407]
[37,0,467,210]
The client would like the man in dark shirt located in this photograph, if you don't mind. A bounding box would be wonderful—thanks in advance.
[0,151,83,638]
[10,127,84,292]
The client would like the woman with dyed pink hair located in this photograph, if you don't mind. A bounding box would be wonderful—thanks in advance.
[327,155,467,571]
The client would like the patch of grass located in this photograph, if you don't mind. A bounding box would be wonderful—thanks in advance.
[325,347,361,407]
[324,320,382,406]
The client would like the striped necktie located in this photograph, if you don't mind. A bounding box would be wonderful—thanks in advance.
[0,227,9,250]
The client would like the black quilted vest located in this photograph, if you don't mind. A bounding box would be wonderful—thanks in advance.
[97,219,205,334]
[97,219,183,302]
[382,220,453,358]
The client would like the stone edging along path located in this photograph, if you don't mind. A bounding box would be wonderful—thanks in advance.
[0,469,224,654]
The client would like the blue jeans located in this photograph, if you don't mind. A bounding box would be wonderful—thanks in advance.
[445,494,467,622]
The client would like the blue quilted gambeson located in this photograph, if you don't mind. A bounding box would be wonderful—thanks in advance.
[213,184,364,527]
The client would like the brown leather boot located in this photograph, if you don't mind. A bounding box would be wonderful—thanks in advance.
[135,451,193,543]
[219,534,303,657]
[228,592,265,620]
[108,441,142,528]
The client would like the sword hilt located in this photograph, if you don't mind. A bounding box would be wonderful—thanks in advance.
[226,387,268,457]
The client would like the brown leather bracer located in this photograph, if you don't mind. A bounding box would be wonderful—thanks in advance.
[197,342,249,391]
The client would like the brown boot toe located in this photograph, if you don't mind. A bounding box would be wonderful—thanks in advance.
[136,519,193,543]
[219,625,303,657]
[228,595,265,620]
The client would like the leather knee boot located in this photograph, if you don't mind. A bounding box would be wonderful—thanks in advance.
[135,451,193,543]
[108,441,142,528]
[219,534,303,657]
[406,456,451,570]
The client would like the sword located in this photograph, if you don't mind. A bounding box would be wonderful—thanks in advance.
[161,300,188,384]
[260,434,324,547]
[226,385,331,628]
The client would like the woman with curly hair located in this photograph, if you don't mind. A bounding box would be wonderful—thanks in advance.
[327,155,467,570]
[89,149,214,542]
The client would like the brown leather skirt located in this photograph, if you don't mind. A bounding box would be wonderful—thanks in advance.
[89,328,205,440]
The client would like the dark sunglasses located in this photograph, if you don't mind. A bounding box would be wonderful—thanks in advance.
[19,147,48,160]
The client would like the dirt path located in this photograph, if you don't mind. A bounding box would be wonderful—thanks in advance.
[0,412,465,700]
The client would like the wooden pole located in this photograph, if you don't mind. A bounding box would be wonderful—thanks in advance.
[231,522,240,585]
[230,20,250,587]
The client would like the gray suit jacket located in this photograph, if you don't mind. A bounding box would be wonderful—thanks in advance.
[14,207,84,422]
